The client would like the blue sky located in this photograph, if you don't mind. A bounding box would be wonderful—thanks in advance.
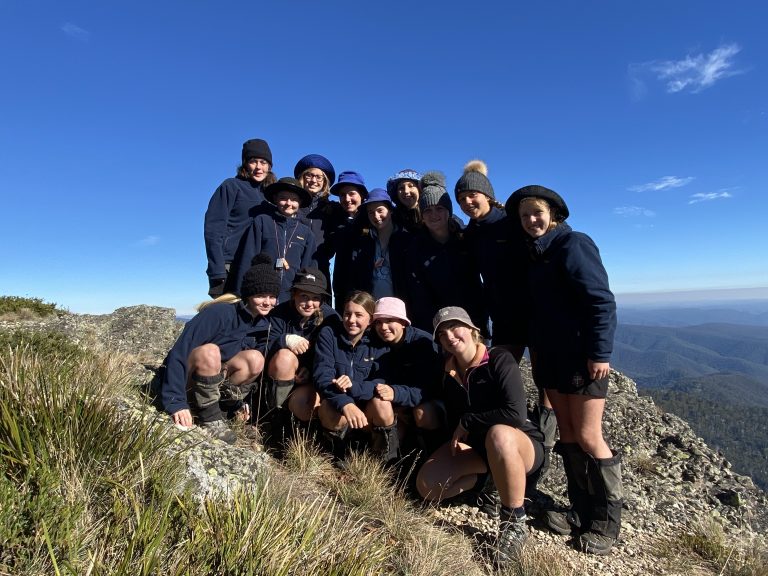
[1,1,766,315]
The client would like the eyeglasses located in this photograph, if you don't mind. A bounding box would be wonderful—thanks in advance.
[303,173,325,183]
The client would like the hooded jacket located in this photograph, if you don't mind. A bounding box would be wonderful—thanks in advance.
[204,176,268,280]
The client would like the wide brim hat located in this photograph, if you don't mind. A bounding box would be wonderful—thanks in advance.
[362,187,394,207]
[372,297,411,326]
[505,185,570,222]
[291,267,330,296]
[264,177,313,208]
[293,154,336,185]
[432,306,480,340]
[329,171,368,199]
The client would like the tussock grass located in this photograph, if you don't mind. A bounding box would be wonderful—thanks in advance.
[652,517,768,576]
[0,296,60,320]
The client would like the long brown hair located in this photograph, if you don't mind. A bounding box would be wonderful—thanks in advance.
[343,290,375,318]
[236,164,277,187]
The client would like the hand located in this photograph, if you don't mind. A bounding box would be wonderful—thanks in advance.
[375,383,394,401]
[450,422,468,456]
[333,375,352,392]
[289,337,310,355]
[208,278,226,298]
[342,403,368,429]
[587,360,610,381]
[172,409,193,427]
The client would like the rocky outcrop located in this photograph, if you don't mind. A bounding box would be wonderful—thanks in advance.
[7,305,767,575]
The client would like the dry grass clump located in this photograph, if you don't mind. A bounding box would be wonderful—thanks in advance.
[652,517,768,576]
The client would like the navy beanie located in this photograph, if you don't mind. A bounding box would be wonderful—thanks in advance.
[242,139,273,165]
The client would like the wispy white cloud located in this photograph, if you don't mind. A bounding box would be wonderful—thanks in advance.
[614,206,656,217]
[651,43,742,94]
[137,235,160,246]
[60,22,90,41]
[688,190,734,204]
[628,176,694,193]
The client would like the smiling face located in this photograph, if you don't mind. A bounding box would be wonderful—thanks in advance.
[457,191,491,221]
[292,289,321,318]
[338,186,363,216]
[275,190,301,216]
[422,205,450,235]
[246,293,277,316]
[366,202,392,230]
[436,320,477,357]
[518,197,553,239]
[246,157,270,182]
[301,169,327,196]
[397,180,420,209]
[374,317,406,344]
[343,301,372,338]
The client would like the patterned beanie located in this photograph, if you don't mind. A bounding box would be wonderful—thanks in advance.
[454,159,494,200]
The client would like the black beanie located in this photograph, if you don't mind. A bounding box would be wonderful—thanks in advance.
[242,139,273,165]
[240,253,281,298]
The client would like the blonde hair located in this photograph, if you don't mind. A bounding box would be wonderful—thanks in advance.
[195,293,241,312]
[299,168,330,198]
[519,197,559,232]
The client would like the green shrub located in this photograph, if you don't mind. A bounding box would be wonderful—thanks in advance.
[0,296,60,320]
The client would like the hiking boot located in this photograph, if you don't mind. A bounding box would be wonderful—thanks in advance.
[544,509,581,535]
[201,419,237,444]
[578,531,616,555]
[494,514,528,566]
[476,474,500,519]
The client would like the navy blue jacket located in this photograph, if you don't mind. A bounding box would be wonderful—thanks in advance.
[332,219,410,311]
[524,223,616,386]
[464,207,528,347]
[227,207,317,303]
[404,227,489,334]
[438,346,542,441]
[299,197,346,299]
[312,326,388,412]
[204,176,268,281]
[159,302,281,416]
[270,301,341,366]
[368,326,441,408]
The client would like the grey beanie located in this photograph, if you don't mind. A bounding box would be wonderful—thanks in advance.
[454,159,495,200]
[419,171,453,215]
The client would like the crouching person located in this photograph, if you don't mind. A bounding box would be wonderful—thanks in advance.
[416,307,545,565]
[159,254,281,444]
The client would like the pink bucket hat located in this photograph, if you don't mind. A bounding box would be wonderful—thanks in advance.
[372,297,411,326]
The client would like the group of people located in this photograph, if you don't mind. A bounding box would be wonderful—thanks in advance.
[157,137,622,562]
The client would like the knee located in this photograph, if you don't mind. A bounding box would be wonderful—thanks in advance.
[318,401,345,432]
[485,425,519,456]
[288,386,318,422]
[189,344,222,374]
[241,350,265,378]
[269,349,298,378]
[366,398,394,426]
[413,402,441,430]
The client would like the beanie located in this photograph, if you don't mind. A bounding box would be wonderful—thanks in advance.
[454,160,494,201]
[386,168,422,200]
[242,139,273,165]
[419,171,453,215]
[293,154,336,184]
[240,253,281,299]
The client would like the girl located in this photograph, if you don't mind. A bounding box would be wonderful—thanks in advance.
[204,138,276,298]
[416,306,544,565]
[268,268,339,422]
[294,154,342,301]
[227,177,317,303]
[386,168,422,231]
[333,188,410,309]
[404,171,488,333]
[313,291,387,457]
[506,185,621,555]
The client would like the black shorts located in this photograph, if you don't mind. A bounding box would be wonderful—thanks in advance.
[532,357,609,398]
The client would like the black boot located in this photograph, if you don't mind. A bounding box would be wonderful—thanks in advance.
[579,452,622,555]
[494,506,528,566]
[371,418,400,465]
[544,442,590,535]
[322,426,349,467]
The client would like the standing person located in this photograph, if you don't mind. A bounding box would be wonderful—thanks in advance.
[506,185,621,555]
[268,268,340,423]
[327,171,369,305]
[294,154,342,301]
[333,188,410,309]
[204,138,276,298]
[416,307,544,564]
[386,168,422,231]
[404,171,488,333]
[313,291,386,459]
[454,160,526,352]
[226,177,317,303]
[367,297,441,464]
[158,254,282,444]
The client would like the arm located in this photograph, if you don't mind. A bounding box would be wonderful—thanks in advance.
[312,326,354,411]
[204,181,237,280]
